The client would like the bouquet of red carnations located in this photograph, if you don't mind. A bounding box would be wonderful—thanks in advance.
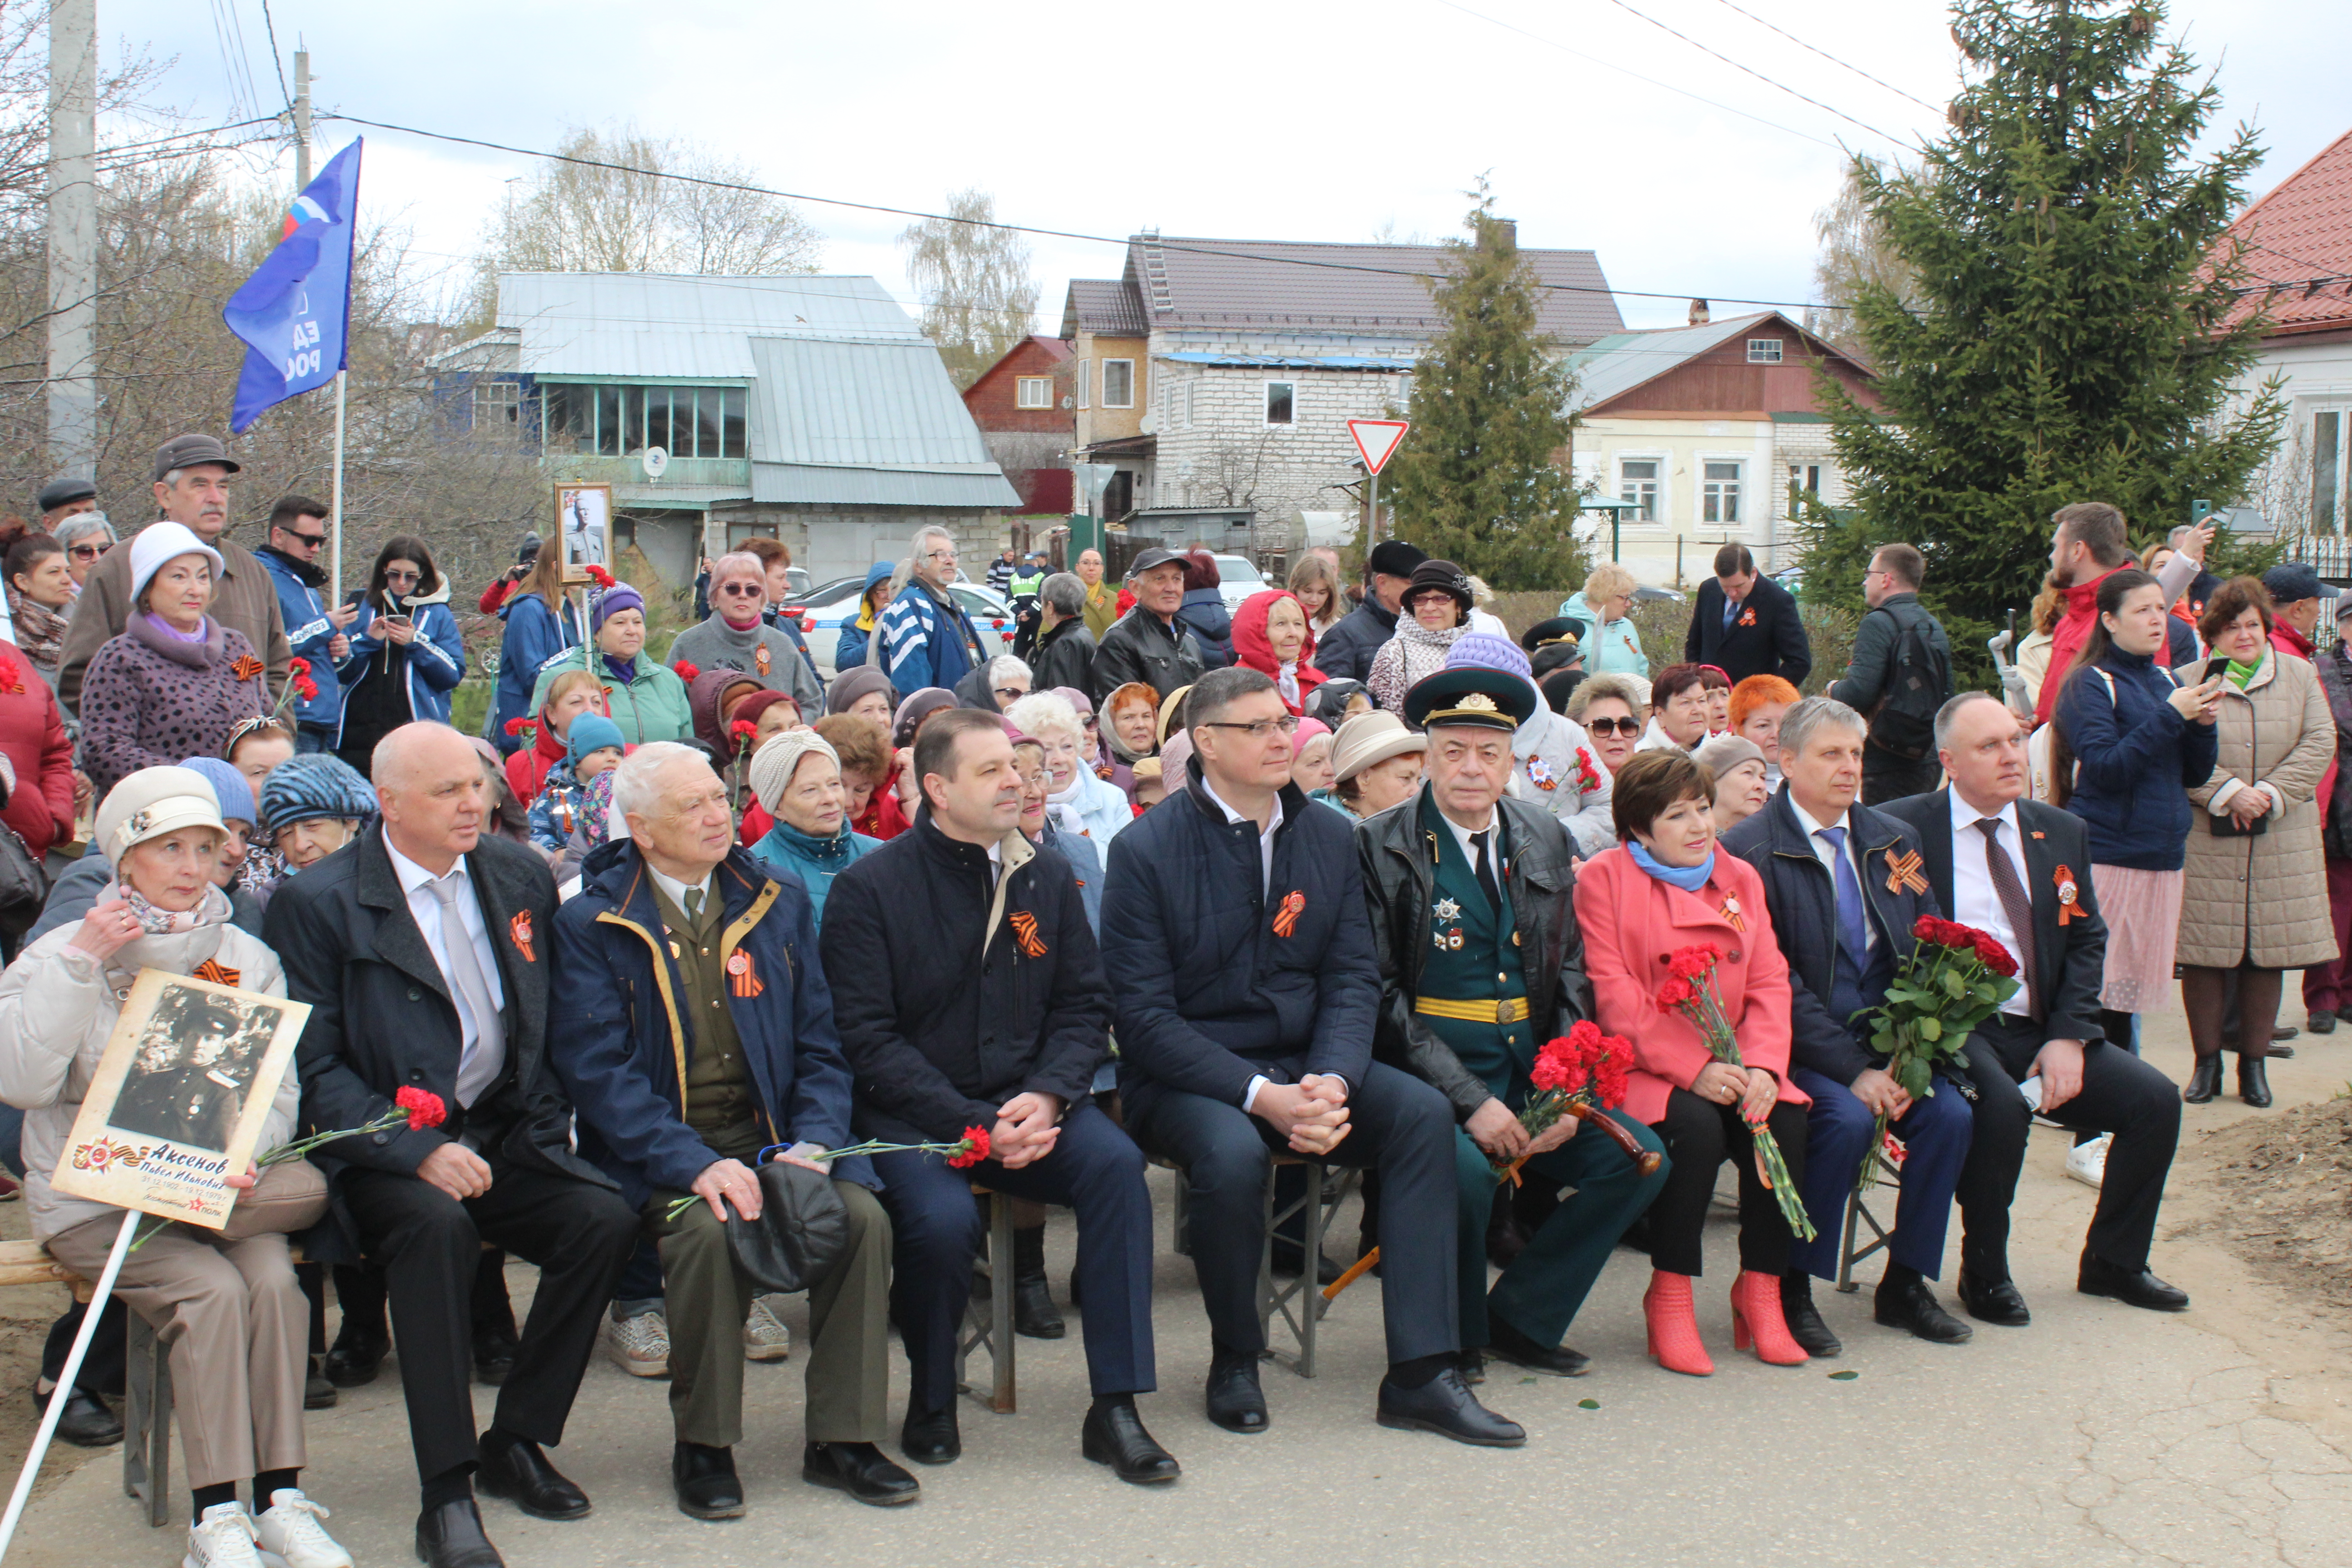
[1509,1020,1660,1178]
[1848,916,2019,1194]
[1655,944,1814,1241]
[136,1088,448,1250]
[665,1127,989,1220]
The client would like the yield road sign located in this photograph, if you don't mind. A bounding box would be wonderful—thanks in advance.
[1348,418,1409,476]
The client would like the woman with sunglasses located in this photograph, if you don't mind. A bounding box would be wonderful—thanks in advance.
[1566,673,1648,777]
[664,550,823,715]
[332,535,466,780]
[51,512,115,594]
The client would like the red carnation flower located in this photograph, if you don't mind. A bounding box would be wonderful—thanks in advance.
[289,657,310,677]
[1656,975,1694,1011]
[504,716,533,737]
[295,678,319,702]
[1565,1019,1602,1053]
[672,660,700,682]
[584,564,616,589]
[731,718,759,748]
[947,1126,990,1168]
[395,1086,447,1130]
[1530,1037,1587,1093]
[1666,945,1722,982]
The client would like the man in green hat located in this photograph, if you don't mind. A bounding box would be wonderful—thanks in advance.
[1360,666,1670,1376]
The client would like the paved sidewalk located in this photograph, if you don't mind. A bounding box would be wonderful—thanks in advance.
[12,1011,2351,1568]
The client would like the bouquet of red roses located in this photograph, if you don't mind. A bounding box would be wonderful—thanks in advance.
[1848,916,2019,1194]
[1509,1021,1660,1177]
[1655,944,1815,1241]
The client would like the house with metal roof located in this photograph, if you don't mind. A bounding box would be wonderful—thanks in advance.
[432,271,1019,588]
[1059,230,1622,547]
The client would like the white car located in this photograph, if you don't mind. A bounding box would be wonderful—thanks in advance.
[1211,554,1265,612]
[794,577,1012,679]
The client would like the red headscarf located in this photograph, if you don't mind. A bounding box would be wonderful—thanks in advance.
[1230,588,1329,716]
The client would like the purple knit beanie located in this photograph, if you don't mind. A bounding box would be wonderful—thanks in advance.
[1446,631,1536,686]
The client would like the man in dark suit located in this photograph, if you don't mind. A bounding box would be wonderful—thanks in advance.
[1879,693,2187,1326]
[1682,543,1810,687]
[268,722,639,1568]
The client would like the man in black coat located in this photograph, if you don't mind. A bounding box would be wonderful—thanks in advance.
[820,708,1176,1485]
[1089,547,1203,703]
[1720,696,1974,1357]
[1028,571,1100,694]
[1313,539,1426,687]
[1828,543,1953,803]
[1682,543,1811,687]
[1879,693,2187,1325]
[268,723,638,1568]
[1100,666,1522,1447]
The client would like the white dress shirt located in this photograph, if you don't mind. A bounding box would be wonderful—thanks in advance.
[1436,802,1501,870]
[1789,797,1876,951]
[1948,789,2034,1020]
[647,862,716,917]
[1199,774,1325,1112]
[384,839,506,1054]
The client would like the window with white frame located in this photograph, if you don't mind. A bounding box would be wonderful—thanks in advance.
[1746,339,1783,363]
[1265,380,1296,426]
[473,379,520,432]
[1015,376,1051,409]
[1075,359,1089,409]
[1702,461,1742,523]
[2316,410,2345,534]
[1788,463,1822,495]
[1619,458,1660,522]
[1184,381,1196,426]
[1163,377,1180,427]
[1102,358,1134,408]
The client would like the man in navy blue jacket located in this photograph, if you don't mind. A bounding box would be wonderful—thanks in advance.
[1101,666,1523,1447]
[879,525,986,695]
[548,742,907,1522]
[252,493,354,750]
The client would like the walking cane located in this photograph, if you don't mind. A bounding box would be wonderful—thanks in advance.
[0,1208,142,1563]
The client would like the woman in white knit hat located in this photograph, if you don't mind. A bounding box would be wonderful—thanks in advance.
[0,767,353,1568]
[1322,710,1427,820]
[744,728,880,928]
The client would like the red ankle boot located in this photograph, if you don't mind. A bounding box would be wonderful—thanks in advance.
[1730,1269,1809,1365]
[1643,1269,1713,1377]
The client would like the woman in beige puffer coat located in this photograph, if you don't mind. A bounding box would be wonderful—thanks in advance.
[2175,578,2338,1110]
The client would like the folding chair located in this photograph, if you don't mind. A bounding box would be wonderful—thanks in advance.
[1259,1155,1357,1379]
[1834,1135,1903,1294]
[954,1186,1017,1413]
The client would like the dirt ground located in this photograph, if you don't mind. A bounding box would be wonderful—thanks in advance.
[2181,1088,2352,1318]
[0,1192,99,1504]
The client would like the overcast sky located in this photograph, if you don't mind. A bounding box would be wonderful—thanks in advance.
[106,0,2352,333]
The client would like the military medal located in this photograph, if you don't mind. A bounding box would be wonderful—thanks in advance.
[1526,756,1558,792]
[2054,865,2081,925]
[755,644,772,676]
[1433,897,1462,923]
[1272,890,1307,938]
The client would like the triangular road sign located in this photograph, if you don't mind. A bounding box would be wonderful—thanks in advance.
[1348,418,1410,476]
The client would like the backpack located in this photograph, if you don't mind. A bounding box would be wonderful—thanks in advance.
[1867,605,1951,761]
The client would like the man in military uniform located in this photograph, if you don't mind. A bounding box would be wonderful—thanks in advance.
[1361,666,1670,1376]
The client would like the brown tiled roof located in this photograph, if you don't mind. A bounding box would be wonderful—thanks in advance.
[1061,279,1149,338]
[2218,126,2352,338]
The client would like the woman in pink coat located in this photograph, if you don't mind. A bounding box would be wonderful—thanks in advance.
[1574,749,1811,1376]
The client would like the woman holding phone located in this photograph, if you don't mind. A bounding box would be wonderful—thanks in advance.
[334,536,466,779]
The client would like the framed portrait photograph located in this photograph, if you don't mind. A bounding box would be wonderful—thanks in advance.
[49,970,310,1229]
[554,481,612,579]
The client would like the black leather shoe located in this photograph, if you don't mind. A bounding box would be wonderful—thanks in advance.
[304,1356,338,1410]
[477,1430,591,1520]
[36,1385,121,1448]
[671,1442,744,1520]
[2310,1009,2338,1035]
[1957,1270,2031,1327]
[2274,1024,2299,1042]
[1779,1278,1843,1358]
[1375,1366,1524,1447]
[802,1441,919,1506]
[2238,1057,2274,1108]
[2184,1055,2223,1104]
[1482,1316,1590,1377]
[899,1405,960,1465]
[1874,1279,1974,1343]
[415,1499,505,1568]
[2269,1042,2297,1059]
[1456,1349,1485,1385]
[1081,1401,1180,1484]
[473,1328,519,1386]
[2078,1252,2190,1313]
[1204,1348,1267,1433]
[323,1329,386,1388]
[1012,1276,1065,1339]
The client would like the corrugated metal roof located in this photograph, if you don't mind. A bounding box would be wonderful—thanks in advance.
[1564,312,1777,411]
[747,335,998,467]
[2216,127,2352,336]
[1160,352,1418,369]
[752,462,1021,508]
[499,272,921,379]
[1060,279,1150,338]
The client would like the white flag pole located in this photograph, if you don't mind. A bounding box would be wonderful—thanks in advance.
[329,368,348,602]
[0,1209,141,1562]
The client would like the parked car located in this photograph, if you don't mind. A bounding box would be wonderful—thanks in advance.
[1211,554,1264,612]
[795,575,1011,678]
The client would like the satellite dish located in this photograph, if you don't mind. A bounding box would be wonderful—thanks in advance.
[642,445,669,479]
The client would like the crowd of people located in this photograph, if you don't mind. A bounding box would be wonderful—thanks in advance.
[0,437,2337,1568]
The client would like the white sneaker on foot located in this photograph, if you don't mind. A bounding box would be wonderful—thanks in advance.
[255,1490,353,1568]
[185,1501,264,1568]
[743,1296,792,1362]
[2066,1134,2110,1189]
[607,1309,670,1376]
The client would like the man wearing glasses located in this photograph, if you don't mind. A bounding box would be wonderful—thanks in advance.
[255,495,360,753]
[878,524,988,696]
[1101,666,1524,1448]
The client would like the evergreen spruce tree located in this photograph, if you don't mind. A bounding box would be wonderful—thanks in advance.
[1809,0,2284,663]
[1387,180,1586,591]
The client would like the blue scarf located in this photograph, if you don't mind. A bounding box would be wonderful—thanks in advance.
[601,651,638,685]
[762,817,858,865]
[1628,839,1715,893]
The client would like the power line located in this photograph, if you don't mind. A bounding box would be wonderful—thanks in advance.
[1697,0,1942,112]
[318,111,1853,314]
[1591,0,1911,145]
[257,0,293,113]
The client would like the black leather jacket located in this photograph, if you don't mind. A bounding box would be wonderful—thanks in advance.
[1088,605,1205,704]
[1357,787,1591,1121]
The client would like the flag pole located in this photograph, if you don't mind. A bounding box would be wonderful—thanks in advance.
[329,368,347,601]
[0,1209,140,1562]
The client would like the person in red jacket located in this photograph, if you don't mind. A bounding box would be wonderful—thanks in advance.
[1229,589,1327,716]
[0,640,74,859]
[477,534,540,616]
[502,668,608,807]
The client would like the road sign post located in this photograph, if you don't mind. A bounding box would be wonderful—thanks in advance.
[1347,419,1409,547]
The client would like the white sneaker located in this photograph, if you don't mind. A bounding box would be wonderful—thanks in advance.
[606,1309,669,1376]
[2066,1134,2111,1189]
[743,1296,793,1362]
[255,1490,353,1568]
[185,1501,265,1568]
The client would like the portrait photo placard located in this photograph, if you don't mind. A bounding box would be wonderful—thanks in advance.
[555,481,612,578]
[49,970,310,1229]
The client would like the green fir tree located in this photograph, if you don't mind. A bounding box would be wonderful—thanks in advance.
[1807,0,2284,668]
[1386,180,1586,592]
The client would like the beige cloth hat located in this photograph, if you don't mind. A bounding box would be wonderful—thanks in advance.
[1330,711,1428,785]
[94,766,228,867]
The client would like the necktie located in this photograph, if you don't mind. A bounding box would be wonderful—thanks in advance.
[427,876,507,1108]
[1974,819,2041,1020]
[1723,595,1740,631]
[1814,826,1870,970]
[684,885,705,927]
[1470,829,1502,913]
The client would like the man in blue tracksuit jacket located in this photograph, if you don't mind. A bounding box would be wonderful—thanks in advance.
[252,494,354,750]
[879,526,986,695]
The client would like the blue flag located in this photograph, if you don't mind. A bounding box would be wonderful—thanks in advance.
[223,138,363,433]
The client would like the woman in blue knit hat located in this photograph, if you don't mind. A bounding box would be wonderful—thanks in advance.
[524,581,692,746]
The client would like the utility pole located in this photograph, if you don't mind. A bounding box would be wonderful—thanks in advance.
[46,0,97,483]
[293,47,310,186]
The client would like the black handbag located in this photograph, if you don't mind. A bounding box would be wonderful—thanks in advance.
[723,1159,849,1294]
[0,823,51,938]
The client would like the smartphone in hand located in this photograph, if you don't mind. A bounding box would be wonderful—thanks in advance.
[2202,655,2230,684]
